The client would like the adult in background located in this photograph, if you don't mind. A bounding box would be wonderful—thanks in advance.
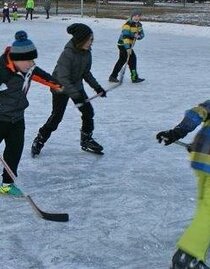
[2,2,10,23]
[31,23,106,157]
[0,31,63,196]
[25,0,34,20]
[44,0,51,19]
[109,9,145,83]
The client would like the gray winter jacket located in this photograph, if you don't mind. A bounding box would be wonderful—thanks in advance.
[52,40,101,99]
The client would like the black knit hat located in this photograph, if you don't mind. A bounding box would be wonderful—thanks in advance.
[67,23,93,45]
[10,31,38,61]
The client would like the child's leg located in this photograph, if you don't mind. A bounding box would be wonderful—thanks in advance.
[2,120,24,184]
[177,170,210,261]
[13,12,17,20]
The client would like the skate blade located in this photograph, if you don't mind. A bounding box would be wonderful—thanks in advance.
[81,147,104,155]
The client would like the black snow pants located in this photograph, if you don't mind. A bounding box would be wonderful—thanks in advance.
[0,120,25,184]
[110,45,137,79]
[38,90,94,143]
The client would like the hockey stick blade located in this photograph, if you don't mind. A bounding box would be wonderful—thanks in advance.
[0,155,69,223]
[26,195,69,222]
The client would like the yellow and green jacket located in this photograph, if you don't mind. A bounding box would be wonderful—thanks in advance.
[117,19,144,50]
[174,100,210,173]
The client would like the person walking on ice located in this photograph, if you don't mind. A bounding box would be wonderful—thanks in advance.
[156,100,210,269]
[0,31,63,196]
[2,2,10,23]
[31,23,106,157]
[25,0,34,20]
[44,0,51,19]
[109,9,145,83]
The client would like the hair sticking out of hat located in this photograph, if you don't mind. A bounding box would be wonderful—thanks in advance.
[67,23,93,47]
[10,31,38,61]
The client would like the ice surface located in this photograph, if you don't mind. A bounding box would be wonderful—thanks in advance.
[1,15,210,269]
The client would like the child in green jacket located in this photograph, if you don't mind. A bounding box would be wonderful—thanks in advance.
[156,100,210,269]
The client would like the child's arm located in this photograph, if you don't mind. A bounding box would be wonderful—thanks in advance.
[31,66,63,92]
[156,101,210,145]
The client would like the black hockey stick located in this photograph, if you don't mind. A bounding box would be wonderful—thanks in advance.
[0,155,69,222]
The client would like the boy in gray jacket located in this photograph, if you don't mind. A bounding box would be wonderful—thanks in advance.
[31,23,106,156]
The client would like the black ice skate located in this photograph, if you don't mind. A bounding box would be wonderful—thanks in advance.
[80,131,104,155]
[170,249,210,269]
[31,133,45,158]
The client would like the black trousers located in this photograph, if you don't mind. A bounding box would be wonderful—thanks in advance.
[2,14,11,23]
[45,10,49,19]
[110,45,137,78]
[25,8,33,20]
[0,120,25,184]
[39,90,94,143]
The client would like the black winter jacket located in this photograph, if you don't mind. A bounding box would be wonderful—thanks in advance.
[0,47,62,122]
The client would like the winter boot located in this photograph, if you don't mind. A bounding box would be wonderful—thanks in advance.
[31,132,45,157]
[80,131,103,154]
[109,75,119,83]
[131,70,145,83]
[170,249,210,269]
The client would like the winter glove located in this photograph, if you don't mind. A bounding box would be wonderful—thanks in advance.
[186,143,192,153]
[95,86,106,97]
[156,129,182,146]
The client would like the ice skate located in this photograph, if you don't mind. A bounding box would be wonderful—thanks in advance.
[80,131,104,155]
[31,132,45,157]
[170,249,210,269]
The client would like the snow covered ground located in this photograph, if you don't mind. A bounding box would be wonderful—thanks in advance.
[1,15,210,269]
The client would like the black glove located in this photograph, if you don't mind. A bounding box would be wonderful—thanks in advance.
[186,143,192,153]
[95,86,106,97]
[156,129,181,145]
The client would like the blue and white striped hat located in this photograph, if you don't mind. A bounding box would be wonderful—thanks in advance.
[10,31,38,61]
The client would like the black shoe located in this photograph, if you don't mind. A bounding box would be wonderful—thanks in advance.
[31,133,45,157]
[80,131,103,153]
[171,249,210,269]
[109,76,119,83]
[132,78,145,83]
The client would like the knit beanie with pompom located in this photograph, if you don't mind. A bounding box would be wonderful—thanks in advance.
[10,30,38,61]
